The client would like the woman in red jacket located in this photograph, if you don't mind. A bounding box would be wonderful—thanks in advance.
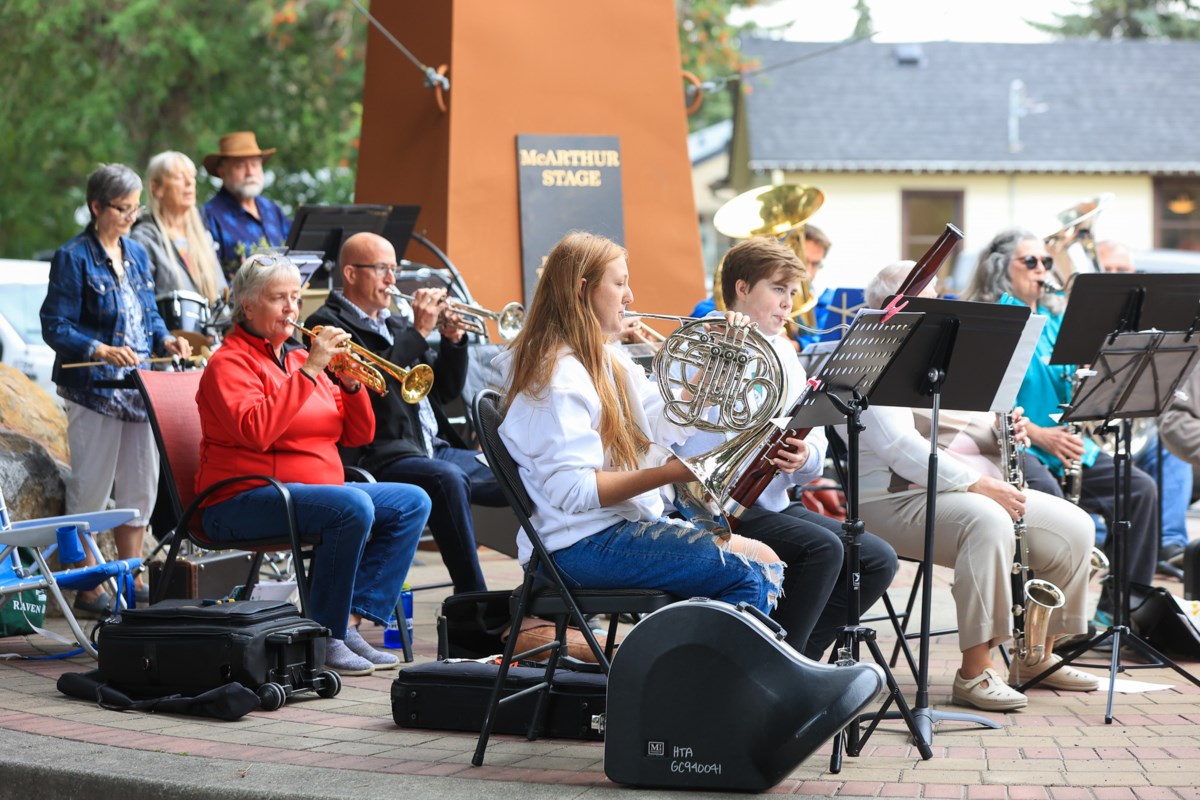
[196,254,431,675]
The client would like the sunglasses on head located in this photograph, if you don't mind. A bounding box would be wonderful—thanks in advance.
[1015,254,1053,271]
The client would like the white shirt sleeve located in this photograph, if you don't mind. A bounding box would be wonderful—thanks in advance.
[859,405,980,492]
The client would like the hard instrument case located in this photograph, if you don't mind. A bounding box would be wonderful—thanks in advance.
[391,659,605,740]
[604,598,885,792]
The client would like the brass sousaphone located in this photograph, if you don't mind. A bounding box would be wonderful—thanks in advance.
[712,184,825,327]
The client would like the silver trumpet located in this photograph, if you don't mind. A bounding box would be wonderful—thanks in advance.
[627,311,787,516]
[388,288,525,342]
[1000,410,1067,667]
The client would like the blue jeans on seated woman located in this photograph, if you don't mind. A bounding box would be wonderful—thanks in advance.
[202,482,431,639]
[549,516,782,616]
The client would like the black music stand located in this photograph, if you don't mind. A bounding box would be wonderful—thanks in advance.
[1019,330,1200,720]
[801,309,933,772]
[286,204,420,287]
[869,296,1035,747]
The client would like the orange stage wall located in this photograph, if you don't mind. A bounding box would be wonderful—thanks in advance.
[356,0,704,318]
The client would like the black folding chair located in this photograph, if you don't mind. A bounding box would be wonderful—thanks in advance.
[469,389,678,766]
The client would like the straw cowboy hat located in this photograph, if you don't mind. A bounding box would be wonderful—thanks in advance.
[202,131,277,174]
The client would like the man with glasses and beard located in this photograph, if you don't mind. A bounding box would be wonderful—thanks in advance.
[202,131,292,281]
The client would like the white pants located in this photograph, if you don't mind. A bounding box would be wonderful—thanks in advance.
[65,400,159,528]
[859,488,1093,652]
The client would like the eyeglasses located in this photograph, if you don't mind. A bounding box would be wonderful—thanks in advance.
[107,203,145,221]
[350,262,399,278]
[1014,254,1053,271]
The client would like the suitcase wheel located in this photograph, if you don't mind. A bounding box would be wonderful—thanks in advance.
[315,670,342,699]
[257,681,287,712]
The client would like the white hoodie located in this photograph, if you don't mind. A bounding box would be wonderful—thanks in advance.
[492,345,693,565]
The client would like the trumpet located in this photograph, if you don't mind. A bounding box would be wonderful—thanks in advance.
[387,288,525,342]
[287,319,433,403]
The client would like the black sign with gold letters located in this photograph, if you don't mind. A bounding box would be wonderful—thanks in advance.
[516,134,624,303]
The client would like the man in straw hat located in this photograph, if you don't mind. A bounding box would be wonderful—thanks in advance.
[202,131,292,279]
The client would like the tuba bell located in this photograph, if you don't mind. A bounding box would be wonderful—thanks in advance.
[712,184,825,330]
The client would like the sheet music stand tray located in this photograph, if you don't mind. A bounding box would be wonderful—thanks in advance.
[286,204,420,287]
[780,309,934,771]
[868,296,1033,747]
[1023,329,1200,720]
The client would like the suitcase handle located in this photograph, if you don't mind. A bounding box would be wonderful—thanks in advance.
[266,626,331,646]
[737,602,788,641]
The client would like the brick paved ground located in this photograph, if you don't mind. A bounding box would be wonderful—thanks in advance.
[2,547,1199,799]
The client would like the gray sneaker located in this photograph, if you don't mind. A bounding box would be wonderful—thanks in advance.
[326,638,375,676]
[345,626,400,670]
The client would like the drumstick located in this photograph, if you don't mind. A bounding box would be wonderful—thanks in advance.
[61,355,205,369]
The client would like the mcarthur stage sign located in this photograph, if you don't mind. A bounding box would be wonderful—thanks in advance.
[516,134,624,303]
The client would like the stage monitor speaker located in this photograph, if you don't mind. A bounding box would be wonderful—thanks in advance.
[604,598,884,792]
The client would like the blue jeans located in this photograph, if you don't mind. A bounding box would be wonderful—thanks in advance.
[203,482,431,638]
[1135,433,1193,550]
[376,444,504,594]
[549,517,782,616]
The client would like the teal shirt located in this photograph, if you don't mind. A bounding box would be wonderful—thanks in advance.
[998,293,1100,475]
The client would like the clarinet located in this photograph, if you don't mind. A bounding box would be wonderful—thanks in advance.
[1059,370,1085,505]
[1000,410,1066,666]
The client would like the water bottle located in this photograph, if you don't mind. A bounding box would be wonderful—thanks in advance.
[401,583,414,642]
[383,615,403,649]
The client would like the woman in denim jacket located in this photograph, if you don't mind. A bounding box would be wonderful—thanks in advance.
[39,163,191,616]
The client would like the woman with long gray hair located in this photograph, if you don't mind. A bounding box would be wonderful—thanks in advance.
[40,163,192,616]
[130,152,225,303]
[965,226,1159,631]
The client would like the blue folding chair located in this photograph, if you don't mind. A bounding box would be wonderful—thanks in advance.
[0,508,142,657]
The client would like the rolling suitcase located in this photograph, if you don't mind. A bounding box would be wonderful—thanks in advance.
[97,599,340,710]
[391,660,606,740]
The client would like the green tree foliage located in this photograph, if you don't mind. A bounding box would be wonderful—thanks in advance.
[678,0,765,131]
[0,0,366,259]
[1030,0,1200,39]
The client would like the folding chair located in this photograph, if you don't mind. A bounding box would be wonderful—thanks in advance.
[0,508,142,657]
[133,370,313,611]
[469,389,678,766]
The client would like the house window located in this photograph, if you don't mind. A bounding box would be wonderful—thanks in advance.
[901,190,964,286]
[1156,179,1200,251]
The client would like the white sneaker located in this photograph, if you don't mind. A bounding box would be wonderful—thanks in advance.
[952,667,1028,712]
[345,626,401,670]
[326,638,375,676]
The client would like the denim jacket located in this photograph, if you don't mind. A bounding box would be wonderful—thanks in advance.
[40,226,171,396]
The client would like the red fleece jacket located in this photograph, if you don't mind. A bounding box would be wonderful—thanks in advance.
[196,324,375,506]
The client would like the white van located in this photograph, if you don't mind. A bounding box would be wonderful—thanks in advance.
[0,259,57,399]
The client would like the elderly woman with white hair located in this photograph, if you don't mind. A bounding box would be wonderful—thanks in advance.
[40,163,193,616]
[963,227,1159,630]
[195,254,431,675]
[130,151,226,303]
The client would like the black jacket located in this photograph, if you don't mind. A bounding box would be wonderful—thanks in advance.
[305,291,470,473]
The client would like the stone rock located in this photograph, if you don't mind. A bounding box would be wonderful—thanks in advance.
[0,430,67,523]
[0,364,68,465]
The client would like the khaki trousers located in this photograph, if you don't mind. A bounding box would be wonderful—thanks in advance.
[859,488,1093,652]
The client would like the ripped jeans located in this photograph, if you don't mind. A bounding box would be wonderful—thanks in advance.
[549,516,783,616]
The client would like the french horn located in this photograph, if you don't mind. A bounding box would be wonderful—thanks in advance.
[712,184,825,330]
[628,311,787,515]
